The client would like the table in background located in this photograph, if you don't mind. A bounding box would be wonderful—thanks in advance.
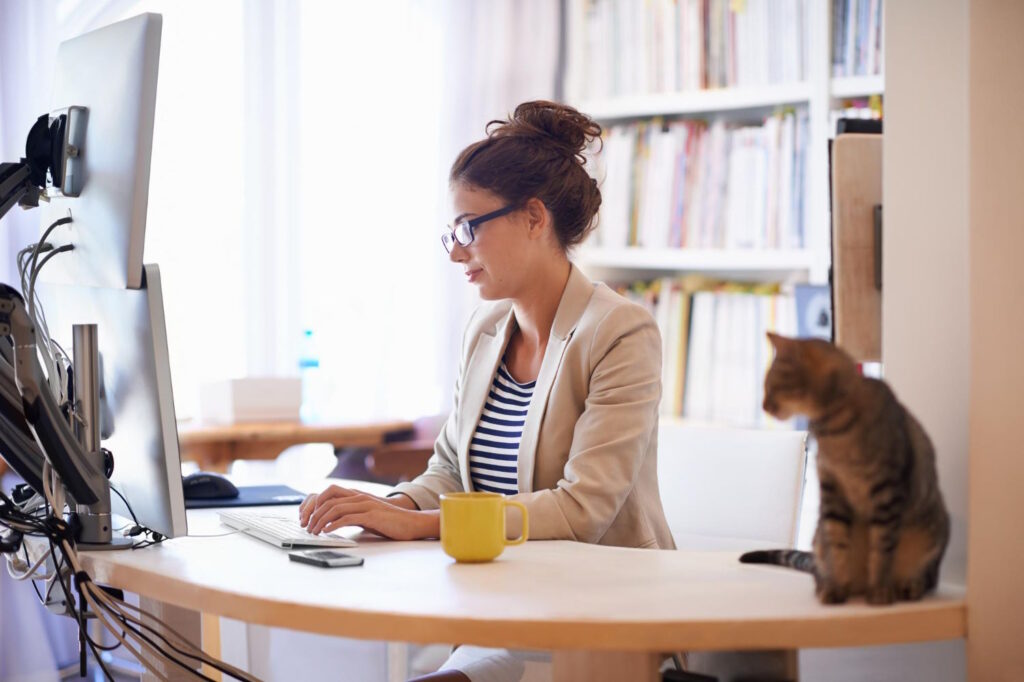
[177,420,415,473]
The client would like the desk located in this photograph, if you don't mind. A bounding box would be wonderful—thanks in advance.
[177,420,415,472]
[75,480,966,682]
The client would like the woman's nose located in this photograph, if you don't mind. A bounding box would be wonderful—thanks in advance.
[448,242,468,263]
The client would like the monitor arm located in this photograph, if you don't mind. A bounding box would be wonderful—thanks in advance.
[0,342,47,495]
[0,285,116,544]
[0,108,85,223]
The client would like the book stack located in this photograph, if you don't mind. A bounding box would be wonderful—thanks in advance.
[831,0,884,77]
[594,110,808,250]
[829,95,883,137]
[617,278,798,428]
[567,0,808,101]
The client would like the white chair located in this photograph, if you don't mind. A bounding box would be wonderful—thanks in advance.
[656,423,809,682]
[656,423,808,551]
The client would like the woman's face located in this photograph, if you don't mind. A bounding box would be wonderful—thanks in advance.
[446,183,534,300]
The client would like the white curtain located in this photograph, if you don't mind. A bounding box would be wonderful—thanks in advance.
[1,0,561,423]
[433,0,562,406]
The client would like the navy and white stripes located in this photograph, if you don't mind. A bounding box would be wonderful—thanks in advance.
[468,362,535,495]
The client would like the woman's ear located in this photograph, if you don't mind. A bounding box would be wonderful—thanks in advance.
[523,197,549,240]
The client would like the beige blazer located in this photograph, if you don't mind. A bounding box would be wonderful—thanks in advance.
[393,265,675,549]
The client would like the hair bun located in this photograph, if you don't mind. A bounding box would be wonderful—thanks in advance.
[487,100,602,164]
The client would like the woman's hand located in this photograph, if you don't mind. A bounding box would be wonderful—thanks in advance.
[299,485,438,541]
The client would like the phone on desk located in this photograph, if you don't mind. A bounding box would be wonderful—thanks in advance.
[288,549,364,568]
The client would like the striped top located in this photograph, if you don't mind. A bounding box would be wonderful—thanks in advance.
[468,360,536,495]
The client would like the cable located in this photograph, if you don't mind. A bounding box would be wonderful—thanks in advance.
[5,543,49,580]
[109,484,139,525]
[47,538,117,682]
[29,244,72,401]
[20,215,73,399]
[68,541,251,681]
[1,390,259,679]
[92,585,258,681]
[109,482,167,548]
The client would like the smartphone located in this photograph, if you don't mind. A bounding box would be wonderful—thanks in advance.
[288,549,364,568]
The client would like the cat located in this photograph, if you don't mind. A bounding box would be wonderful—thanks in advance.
[740,332,950,605]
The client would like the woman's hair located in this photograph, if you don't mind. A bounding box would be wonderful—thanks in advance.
[449,101,603,251]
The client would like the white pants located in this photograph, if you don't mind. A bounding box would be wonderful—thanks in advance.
[439,646,551,682]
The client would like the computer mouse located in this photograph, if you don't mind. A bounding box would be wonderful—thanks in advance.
[182,472,240,500]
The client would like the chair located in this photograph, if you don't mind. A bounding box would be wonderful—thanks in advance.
[656,423,809,682]
[656,423,808,551]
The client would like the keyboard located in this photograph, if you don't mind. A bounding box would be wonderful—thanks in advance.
[218,510,358,549]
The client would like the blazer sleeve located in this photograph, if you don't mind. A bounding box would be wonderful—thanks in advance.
[388,312,476,510]
[510,303,662,542]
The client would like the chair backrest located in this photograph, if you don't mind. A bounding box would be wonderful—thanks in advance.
[656,423,808,550]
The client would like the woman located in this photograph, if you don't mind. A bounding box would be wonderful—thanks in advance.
[299,101,674,680]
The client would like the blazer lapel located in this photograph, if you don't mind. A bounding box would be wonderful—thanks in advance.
[516,266,596,492]
[457,308,516,491]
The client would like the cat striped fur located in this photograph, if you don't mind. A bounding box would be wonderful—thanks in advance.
[739,333,950,606]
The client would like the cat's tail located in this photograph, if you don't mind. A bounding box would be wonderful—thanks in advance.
[739,549,815,574]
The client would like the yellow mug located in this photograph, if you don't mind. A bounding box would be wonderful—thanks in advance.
[440,492,528,563]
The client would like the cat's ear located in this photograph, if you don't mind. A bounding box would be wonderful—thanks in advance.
[767,332,791,350]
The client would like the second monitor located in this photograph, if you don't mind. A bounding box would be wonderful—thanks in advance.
[38,263,187,539]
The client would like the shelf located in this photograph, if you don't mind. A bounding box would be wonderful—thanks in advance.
[577,247,817,278]
[578,83,811,121]
[831,75,885,98]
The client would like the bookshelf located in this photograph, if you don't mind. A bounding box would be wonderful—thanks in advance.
[577,247,815,282]
[564,0,884,428]
[581,82,811,120]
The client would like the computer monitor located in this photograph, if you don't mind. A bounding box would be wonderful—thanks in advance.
[37,264,187,539]
[38,13,162,290]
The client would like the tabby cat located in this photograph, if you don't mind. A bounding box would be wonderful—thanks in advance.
[740,333,950,605]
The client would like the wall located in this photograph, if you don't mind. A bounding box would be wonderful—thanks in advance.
[966,0,1024,679]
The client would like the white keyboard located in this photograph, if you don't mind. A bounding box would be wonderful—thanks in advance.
[218,510,358,549]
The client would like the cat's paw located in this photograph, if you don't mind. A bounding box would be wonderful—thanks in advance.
[816,582,849,604]
[895,577,928,601]
[866,584,899,605]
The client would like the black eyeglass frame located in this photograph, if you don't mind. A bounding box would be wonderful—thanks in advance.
[441,204,519,253]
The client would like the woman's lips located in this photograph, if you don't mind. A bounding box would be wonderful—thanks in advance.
[466,268,482,282]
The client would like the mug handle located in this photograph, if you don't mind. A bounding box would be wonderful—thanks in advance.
[503,500,528,546]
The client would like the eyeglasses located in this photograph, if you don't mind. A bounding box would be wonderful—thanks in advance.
[441,204,518,253]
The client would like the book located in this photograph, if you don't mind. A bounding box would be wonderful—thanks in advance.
[564,0,808,100]
[595,112,806,251]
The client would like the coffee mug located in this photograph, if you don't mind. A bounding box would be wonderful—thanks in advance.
[440,492,528,562]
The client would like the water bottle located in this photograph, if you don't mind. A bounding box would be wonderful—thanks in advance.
[298,329,324,423]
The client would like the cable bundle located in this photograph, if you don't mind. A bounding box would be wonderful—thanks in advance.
[2,216,263,681]
[2,478,262,681]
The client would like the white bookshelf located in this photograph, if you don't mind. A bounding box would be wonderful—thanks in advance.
[567,3,886,291]
[565,0,884,430]
[580,83,811,121]
[578,247,815,281]
[831,74,885,98]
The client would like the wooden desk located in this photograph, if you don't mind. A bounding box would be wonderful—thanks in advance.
[177,420,414,472]
[76,480,966,682]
